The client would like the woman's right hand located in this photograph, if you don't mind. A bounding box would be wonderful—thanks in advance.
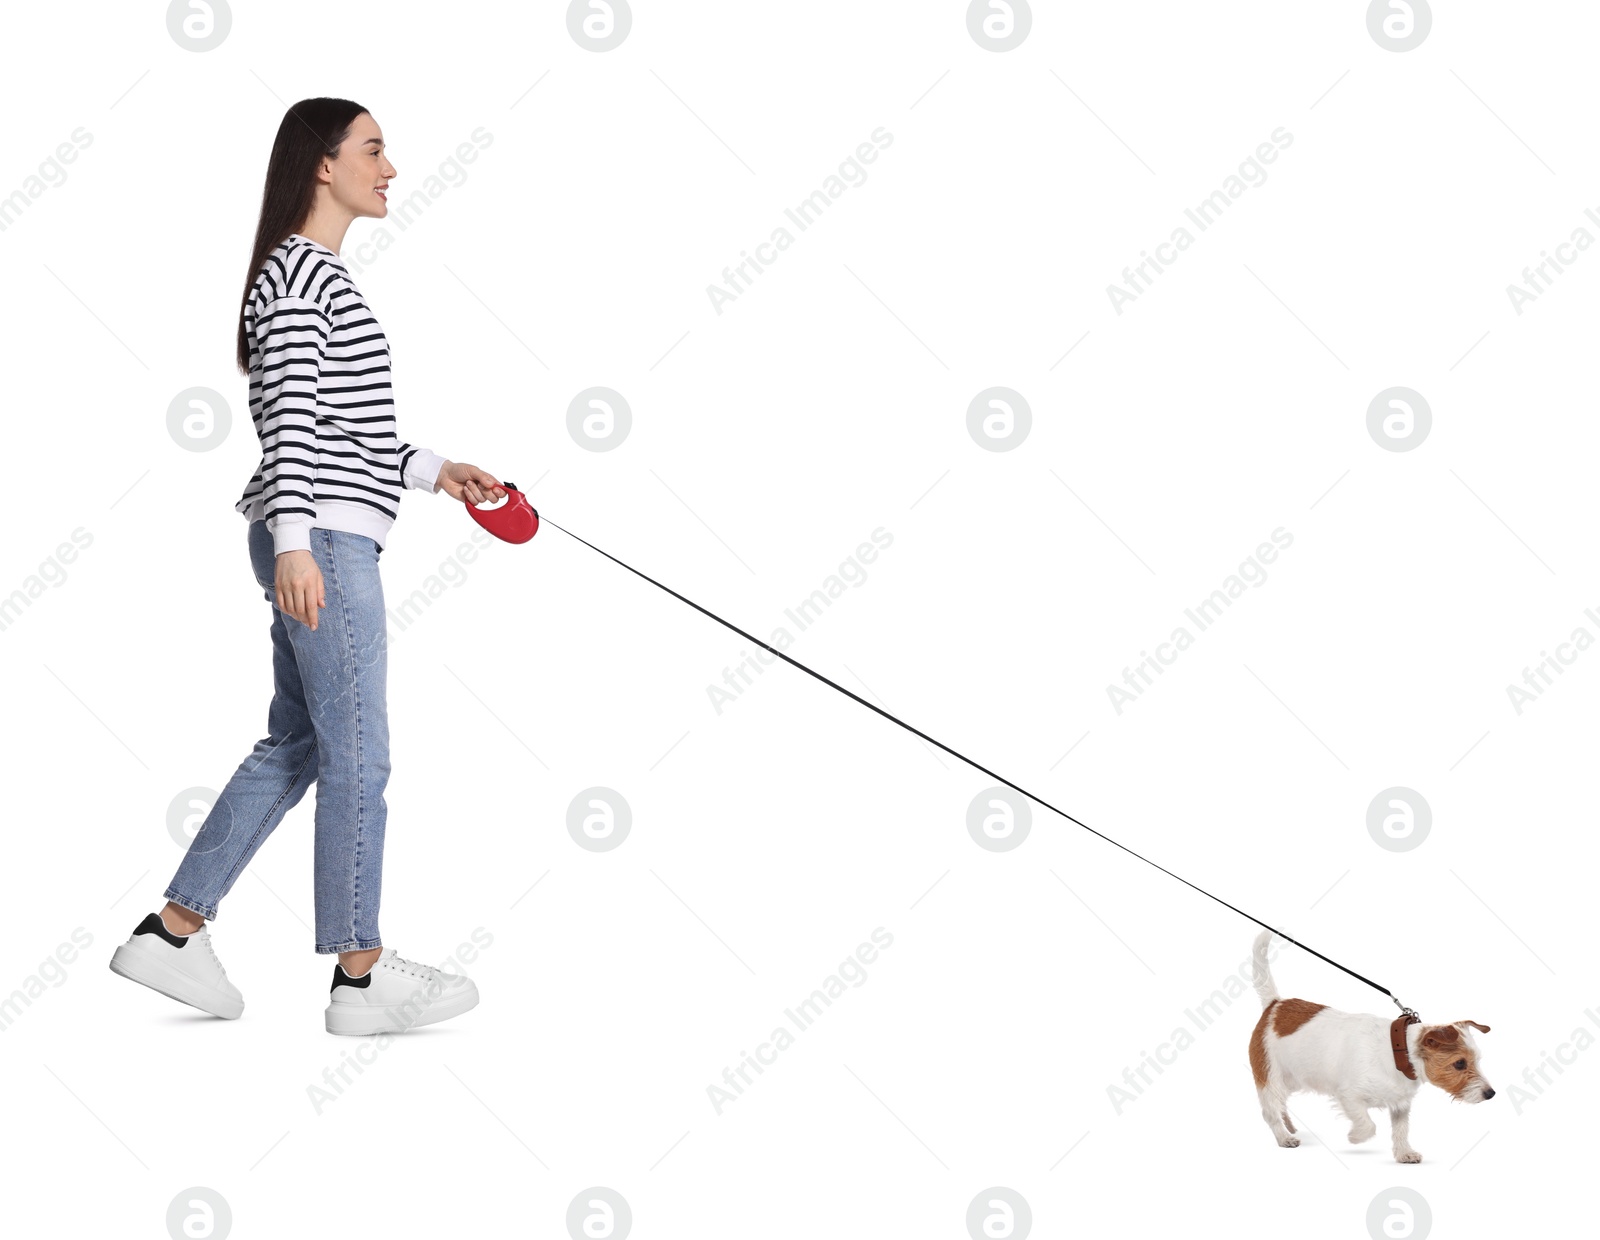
[275,550,325,631]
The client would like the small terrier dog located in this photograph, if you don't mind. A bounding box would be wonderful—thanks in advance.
[1247,930,1493,1162]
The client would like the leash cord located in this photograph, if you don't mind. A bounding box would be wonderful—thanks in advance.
[542,515,1407,1009]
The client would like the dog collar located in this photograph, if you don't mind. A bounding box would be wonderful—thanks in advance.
[1390,1012,1421,1079]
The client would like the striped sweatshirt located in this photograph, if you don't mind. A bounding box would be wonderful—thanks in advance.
[235,233,446,555]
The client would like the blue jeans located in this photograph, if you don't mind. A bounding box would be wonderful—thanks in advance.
[165,520,390,954]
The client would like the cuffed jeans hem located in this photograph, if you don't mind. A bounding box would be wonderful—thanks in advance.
[316,937,384,955]
[162,890,217,921]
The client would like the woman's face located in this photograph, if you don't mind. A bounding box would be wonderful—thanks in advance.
[320,111,397,220]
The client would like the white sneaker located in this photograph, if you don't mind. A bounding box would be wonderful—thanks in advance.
[325,946,479,1036]
[109,912,244,1020]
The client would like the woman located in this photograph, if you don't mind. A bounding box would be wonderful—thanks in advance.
[109,98,504,1036]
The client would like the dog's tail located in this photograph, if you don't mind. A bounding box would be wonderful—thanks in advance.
[1251,930,1279,1008]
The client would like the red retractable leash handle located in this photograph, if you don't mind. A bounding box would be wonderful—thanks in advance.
[466,481,539,544]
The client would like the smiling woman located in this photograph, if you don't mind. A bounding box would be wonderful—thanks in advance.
[107,96,509,1039]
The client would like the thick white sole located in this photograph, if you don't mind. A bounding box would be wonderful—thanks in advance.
[109,943,244,1020]
[324,982,479,1036]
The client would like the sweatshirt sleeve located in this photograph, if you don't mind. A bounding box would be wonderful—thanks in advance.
[256,296,330,555]
[398,442,447,494]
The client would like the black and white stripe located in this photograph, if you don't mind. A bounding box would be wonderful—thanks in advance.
[235,233,444,554]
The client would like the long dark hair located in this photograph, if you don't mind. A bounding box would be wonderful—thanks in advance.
[235,97,369,375]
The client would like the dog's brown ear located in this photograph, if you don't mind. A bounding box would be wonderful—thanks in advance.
[1457,1020,1491,1034]
[1421,1025,1461,1049]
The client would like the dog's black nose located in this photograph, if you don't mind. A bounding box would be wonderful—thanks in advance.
[1482,1087,1496,1099]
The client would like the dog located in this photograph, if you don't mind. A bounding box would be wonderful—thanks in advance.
[1247,930,1492,1162]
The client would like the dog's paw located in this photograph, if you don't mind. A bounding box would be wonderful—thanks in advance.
[1348,1124,1377,1144]
[1277,1134,1301,1148]
[1395,1149,1422,1164]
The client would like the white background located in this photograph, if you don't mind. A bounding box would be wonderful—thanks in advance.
[0,1,1591,1236]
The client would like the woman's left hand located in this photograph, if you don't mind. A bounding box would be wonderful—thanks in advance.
[436,460,506,506]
